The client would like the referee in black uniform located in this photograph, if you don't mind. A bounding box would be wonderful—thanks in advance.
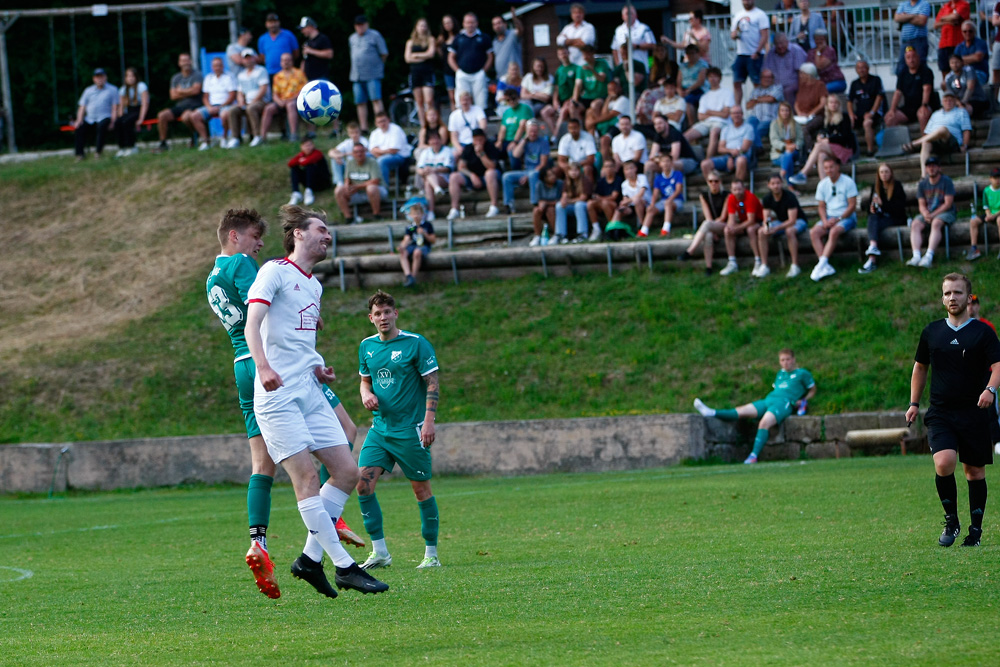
[906,273,1000,547]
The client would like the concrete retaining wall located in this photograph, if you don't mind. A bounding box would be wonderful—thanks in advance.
[0,411,920,494]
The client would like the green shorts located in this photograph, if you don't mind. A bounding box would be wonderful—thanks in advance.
[234,358,342,440]
[358,427,432,481]
[751,397,795,424]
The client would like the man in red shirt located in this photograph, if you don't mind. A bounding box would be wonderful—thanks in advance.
[936,0,971,75]
[971,294,996,333]
[719,178,763,276]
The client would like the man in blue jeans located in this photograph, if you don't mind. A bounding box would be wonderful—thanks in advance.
[502,120,550,214]
[349,15,388,132]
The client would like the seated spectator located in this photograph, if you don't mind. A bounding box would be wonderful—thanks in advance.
[807,29,845,93]
[554,161,594,243]
[859,162,908,273]
[557,117,597,182]
[328,122,369,185]
[368,111,413,192]
[944,52,991,118]
[611,44,647,96]
[769,101,804,182]
[496,88,534,156]
[907,156,956,268]
[448,91,488,154]
[700,106,755,182]
[155,53,202,152]
[746,69,784,149]
[648,43,678,88]
[587,79,630,138]
[521,56,556,131]
[968,167,1000,261]
[788,95,853,185]
[261,52,307,142]
[399,198,437,287]
[448,128,502,220]
[571,44,613,126]
[287,137,331,206]
[551,46,580,131]
[586,161,624,241]
[72,67,118,161]
[224,49,269,148]
[683,67,734,157]
[718,179,764,277]
[189,57,236,151]
[607,115,647,171]
[652,79,686,131]
[678,44,709,128]
[635,78,666,129]
[503,119,551,213]
[793,62,827,119]
[884,46,936,132]
[639,154,684,238]
[417,107,449,154]
[678,171,730,275]
[415,132,454,220]
[808,155,858,281]
[495,62,523,116]
[759,173,809,278]
[334,142,388,223]
[953,19,989,84]
[764,33,808,108]
[115,67,149,157]
[606,160,649,240]
[846,59,885,156]
[530,165,564,246]
[906,90,971,177]
[646,114,699,179]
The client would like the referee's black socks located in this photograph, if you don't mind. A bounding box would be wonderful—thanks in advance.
[936,474,958,517]
[968,478,988,530]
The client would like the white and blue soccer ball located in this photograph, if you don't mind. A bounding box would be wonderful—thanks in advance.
[296,79,342,126]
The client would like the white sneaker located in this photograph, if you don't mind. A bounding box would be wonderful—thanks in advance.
[917,253,934,268]
[446,208,460,220]
[224,137,239,149]
[588,224,602,242]
[786,264,801,278]
[114,149,125,158]
[485,205,500,218]
[812,262,836,282]
[287,191,303,206]
[198,141,210,151]
[719,260,739,276]
[249,136,263,147]
[416,556,441,569]
[906,253,922,267]
[433,186,444,197]
[426,209,435,221]
[529,235,541,247]
[549,234,564,245]
[756,264,770,278]
[809,263,824,281]
[303,188,315,206]
[359,552,392,570]
[865,245,881,256]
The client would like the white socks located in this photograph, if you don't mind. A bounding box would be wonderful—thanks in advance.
[372,538,389,558]
[694,398,716,418]
[424,545,438,558]
[297,495,354,568]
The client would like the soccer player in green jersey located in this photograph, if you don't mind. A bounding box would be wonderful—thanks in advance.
[356,290,442,569]
[206,208,364,599]
[693,349,817,464]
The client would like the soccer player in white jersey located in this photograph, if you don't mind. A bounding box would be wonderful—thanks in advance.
[245,205,388,597]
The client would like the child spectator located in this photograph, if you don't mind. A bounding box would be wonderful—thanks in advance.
[968,167,1000,260]
[651,79,686,131]
[415,132,454,220]
[530,165,564,246]
[287,137,331,206]
[554,162,593,244]
[586,161,624,242]
[328,122,369,186]
[639,154,684,238]
[399,198,437,287]
[115,67,149,157]
[496,62,523,116]
[606,160,649,241]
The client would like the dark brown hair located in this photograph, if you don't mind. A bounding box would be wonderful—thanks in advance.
[217,208,267,246]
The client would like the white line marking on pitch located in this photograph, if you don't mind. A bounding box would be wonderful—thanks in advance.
[0,566,33,582]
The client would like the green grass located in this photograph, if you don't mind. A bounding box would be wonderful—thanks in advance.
[1,457,996,665]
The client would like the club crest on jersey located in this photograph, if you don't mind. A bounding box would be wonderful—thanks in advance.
[376,368,395,389]
[391,350,402,362]
[297,303,320,331]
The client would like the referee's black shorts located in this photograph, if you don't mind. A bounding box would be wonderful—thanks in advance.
[925,406,998,467]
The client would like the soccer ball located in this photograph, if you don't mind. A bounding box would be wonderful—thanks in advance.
[296,80,342,127]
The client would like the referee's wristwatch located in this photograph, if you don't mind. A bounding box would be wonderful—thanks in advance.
[988,386,997,397]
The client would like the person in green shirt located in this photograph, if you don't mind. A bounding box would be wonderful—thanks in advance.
[573,44,612,107]
[495,88,534,152]
[552,46,578,125]
[356,290,443,569]
[693,349,817,464]
[967,168,1000,261]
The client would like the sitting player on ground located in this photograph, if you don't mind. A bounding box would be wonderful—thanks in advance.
[695,349,816,464]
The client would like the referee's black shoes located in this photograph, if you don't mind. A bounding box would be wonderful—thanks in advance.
[961,526,983,547]
[939,514,961,547]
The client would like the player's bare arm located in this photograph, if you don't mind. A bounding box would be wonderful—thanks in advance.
[422,371,439,447]
[978,361,1000,408]
[361,375,379,410]
[246,301,283,391]
[905,361,929,425]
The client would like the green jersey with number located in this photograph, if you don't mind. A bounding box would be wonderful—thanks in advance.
[766,368,815,403]
[359,330,438,435]
[206,253,258,361]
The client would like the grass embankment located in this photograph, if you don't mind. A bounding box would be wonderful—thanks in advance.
[2,148,997,444]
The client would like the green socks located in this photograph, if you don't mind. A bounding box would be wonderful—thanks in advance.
[358,493,384,541]
[751,429,769,457]
[418,496,439,546]
[247,474,273,540]
[715,408,739,421]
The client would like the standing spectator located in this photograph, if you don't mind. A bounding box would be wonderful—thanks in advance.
[287,137,331,206]
[447,128,502,220]
[260,52,306,142]
[586,161,624,241]
[894,0,932,75]
[417,107,449,154]
[257,13,299,79]
[807,29,846,93]
[190,56,237,151]
[968,167,1000,260]
[405,18,437,130]
[328,122,368,185]
[701,106,755,183]
[730,0,770,106]
[606,160,649,240]
[954,20,991,84]
[608,115,648,172]
[945,52,991,118]
[115,67,148,157]
[790,0,826,50]
[718,179,764,277]
[447,91,488,153]
[224,49,270,148]
[556,3,596,66]
[554,162,594,243]
[552,47,579,130]
[678,172,730,274]
[789,95,854,185]
[662,10,712,64]
[368,112,413,193]
[497,88,533,156]
[906,91,972,178]
[991,2,1000,98]
[885,47,937,131]
[746,69,784,149]
[448,13,494,111]
[299,17,333,83]
[349,16,389,133]
[530,165,563,246]
[155,53,202,152]
[521,57,556,131]
[646,114,699,178]
[399,199,437,287]
[335,142,387,223]
[415,132,454,217]
[437,15,459,112]
[908,156,956,268]
[794,62,828,119]
[683,67,734,157]
[72,67,118,161]
[769,101,804,182]
[652,79,687,131]
[611,6,656,90]
[808,155,858,281]
[859,163,908,273]
[639,154,684,238]
[679,44,710,127]
[226,26,253,77]
[503,119,550,212]
[764,33,808,107]
[556,117,597,183]
[491,13,524,78]
[759,173,809,278]
[936,0,971,77]
[847,59,885,156]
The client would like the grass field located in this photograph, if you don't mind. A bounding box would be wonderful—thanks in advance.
[2,457,997,665]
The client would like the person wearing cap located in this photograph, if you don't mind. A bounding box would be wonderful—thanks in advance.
[226,26,253,77]
[335,142,388,224]
[907,156,957,268]
[398,198,437,287]
[967,167,1000,260]
[349,15,389,134]
[257,13,299,79]
[884,46,936,132]
[224,49,271,148]
[298,17,333,83]
[189,56,237,151]
[806,29,846,93]
[287,137,331,207]
[969,294,997,332]
[72,67,118,161]
[906,90,972,177]
[155,53,203,153]
[447,128,502,220]
[448,13,494,111]
[894,0,932,75]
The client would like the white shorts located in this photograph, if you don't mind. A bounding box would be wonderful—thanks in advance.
[254,370,349,463]
[991,42,1000,71]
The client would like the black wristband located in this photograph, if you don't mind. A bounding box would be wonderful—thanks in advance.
[909,402,919,407]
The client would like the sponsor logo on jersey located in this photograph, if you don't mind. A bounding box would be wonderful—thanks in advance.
[425,355,437,367]
[391,350,402,362]
[297,303,320,331]
[376,368,395,389]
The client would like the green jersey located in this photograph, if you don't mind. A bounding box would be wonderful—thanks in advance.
[206,253,258,361]
[359,330,438,435]
[555,64,577,102]
[983,185,1000,216]
[576,60,612,99]
[500,103,534,141]
[766,368,815,403]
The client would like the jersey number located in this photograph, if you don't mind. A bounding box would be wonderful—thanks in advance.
[208,285,243,332]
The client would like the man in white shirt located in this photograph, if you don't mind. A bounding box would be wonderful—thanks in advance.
[368,111,413,193]
[611,6,656,89]
[700,106,755,181]
[684,67,735,157]
[448,91,488,154]
[556,3,596,66]
[190,56,236,150]
[609,115,647,171]
[556,117,597,182]
[809,156,858,281]
[224,49,270,147]
[731,0,770,106]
